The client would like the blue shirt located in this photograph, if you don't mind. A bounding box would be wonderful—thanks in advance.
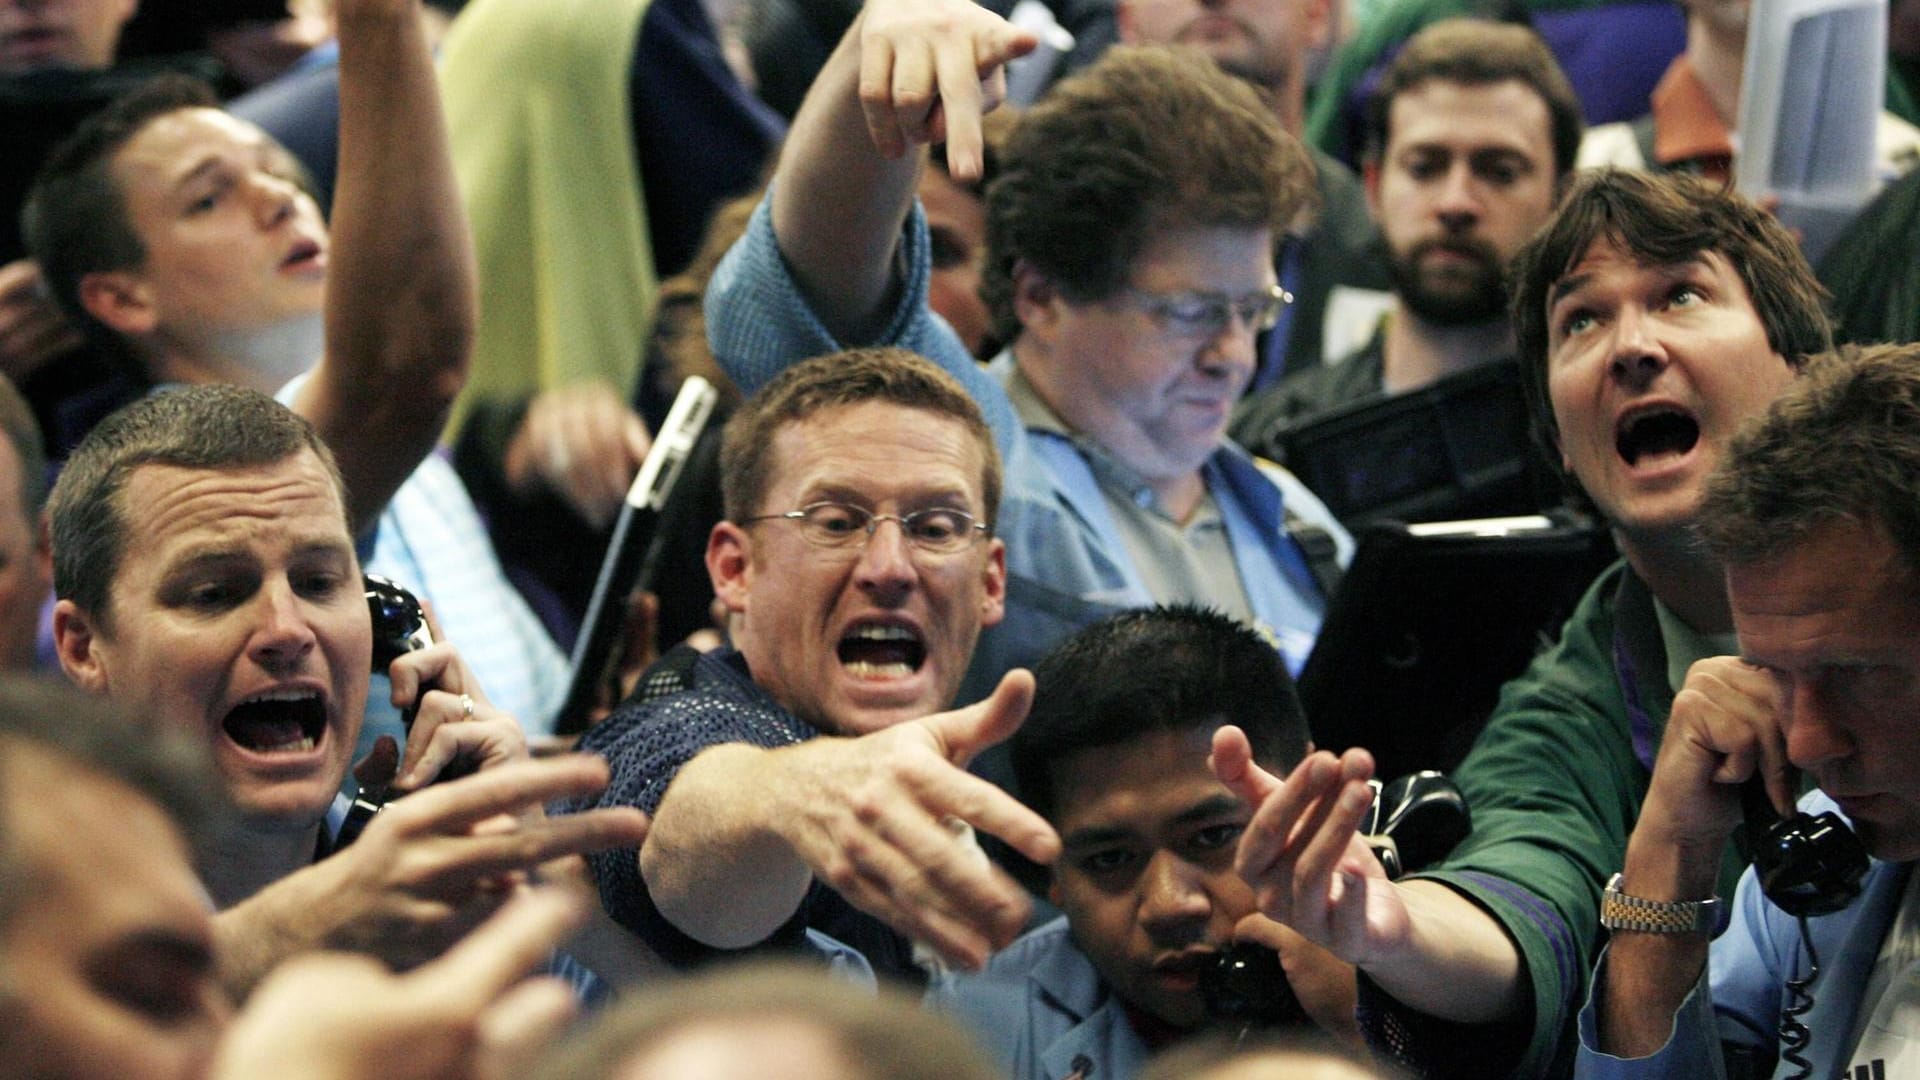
[929,917,1153,1080]
[705,195,1351,697]
[1576,793,1911,1079]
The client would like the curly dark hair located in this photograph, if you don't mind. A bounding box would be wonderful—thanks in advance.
[980,45,1315,346]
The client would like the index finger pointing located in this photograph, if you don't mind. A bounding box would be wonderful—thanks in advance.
[932,35,986,180]
[934,769,1061,867]
[386,755,614,835]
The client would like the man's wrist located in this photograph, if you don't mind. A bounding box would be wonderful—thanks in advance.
[1619,807,1729,902]
[1600,874,1722,935]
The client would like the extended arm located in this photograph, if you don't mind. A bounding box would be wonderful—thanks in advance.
[767,0,1032,345]
[639,671,1060,968]
[1212,731,1526,1023]
[211,756,649,995]
[294,0,476,533]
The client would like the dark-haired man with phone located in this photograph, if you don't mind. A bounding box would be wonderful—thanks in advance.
[1577,342,1920,1078]
[21,0,571,748]
[1215,169,1835,1077]
[46,384,653,995]
[930,606,1353,1078]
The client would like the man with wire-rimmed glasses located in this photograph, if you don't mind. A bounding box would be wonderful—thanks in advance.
[568,347,1063,983]
[706,0,1352,703]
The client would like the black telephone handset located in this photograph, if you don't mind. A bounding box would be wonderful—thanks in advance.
[1735,776,1870,1080]
[1199,771,1473,1028]
[366,573,436,731]
[1738,775,1868,918]
[334,575,436,849]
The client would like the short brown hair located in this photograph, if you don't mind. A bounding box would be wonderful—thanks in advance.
[719,348,1001,526]
[1510,169,1832,497]
[531,962,1001,1080]
[22,74,221,348]
[1364,18,1585,179]
[1698,342,1920,572]
[48,385,347,630]
[980,45,1315,345]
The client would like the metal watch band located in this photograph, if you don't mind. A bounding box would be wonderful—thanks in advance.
[1600,873,1722,934]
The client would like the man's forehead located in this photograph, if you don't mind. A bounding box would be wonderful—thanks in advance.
[116,107,280,188]
[1549,242,1731,305]
[1728,520,1920,618]
[768,403,988,494]
[1388,78,1551,141]
[119,454,351,548]
[1051,727,1233,823]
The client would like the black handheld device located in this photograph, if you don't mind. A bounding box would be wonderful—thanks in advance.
[366,573,435,731]
[1199,772,1471,1028]
[555,376,719,736]
[334,575,436,848]
[1737,775,1870,1080]
[1739,776,1868,918]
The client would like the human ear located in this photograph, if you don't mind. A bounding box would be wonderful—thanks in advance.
[1011,261,1063,343]
[53,599,110,693]
[706,521,753,616]
[76,270,159,338]
[978,537,1008,627]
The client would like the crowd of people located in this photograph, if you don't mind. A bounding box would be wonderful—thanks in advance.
[6,0,1920,1077]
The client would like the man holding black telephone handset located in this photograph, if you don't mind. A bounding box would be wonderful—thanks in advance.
[931,605,1468,1078]
[1576,343,1920,1079]
[46,385,653,996]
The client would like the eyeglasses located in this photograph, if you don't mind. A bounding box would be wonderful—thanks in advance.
[1109,283,1294,338]
[741,501,989,555]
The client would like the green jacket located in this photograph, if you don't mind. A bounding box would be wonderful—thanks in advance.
[1360,560,1749,1078]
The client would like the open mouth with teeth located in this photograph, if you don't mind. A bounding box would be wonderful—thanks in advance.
[1615,408,1700,467]
[223,690,327,754]
[837,624,926,680]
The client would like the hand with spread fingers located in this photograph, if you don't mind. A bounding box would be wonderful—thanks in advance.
[1212,729,1410,967]
[644,671,1061,970]
[215,755,649,987]
[1211,726,1527,1025]
[211,887,586,1080]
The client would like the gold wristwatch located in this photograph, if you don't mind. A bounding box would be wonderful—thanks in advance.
[1600,873,1722,934]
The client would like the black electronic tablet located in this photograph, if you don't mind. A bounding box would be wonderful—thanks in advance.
[1298,516,1617,779]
